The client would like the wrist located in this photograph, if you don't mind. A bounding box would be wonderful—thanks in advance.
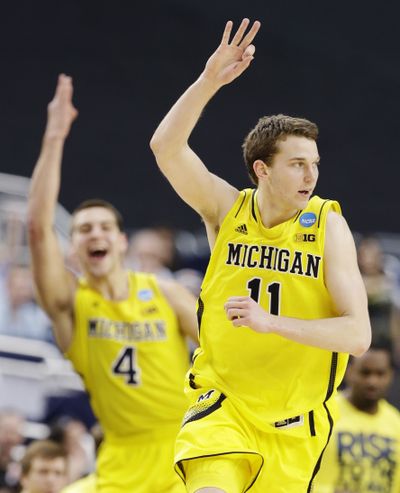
[196,73,222,94]
[42,132,66,144]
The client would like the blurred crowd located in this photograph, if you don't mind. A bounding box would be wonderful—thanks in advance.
[2,206,400,493]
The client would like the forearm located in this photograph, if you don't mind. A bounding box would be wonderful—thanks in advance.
[150,75,219,159]
[28,136,65,229]
[268,314,371,356]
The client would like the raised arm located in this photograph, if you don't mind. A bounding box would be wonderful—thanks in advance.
[27,75,78,352]
[150,19,261,227]
[225,212,371,356]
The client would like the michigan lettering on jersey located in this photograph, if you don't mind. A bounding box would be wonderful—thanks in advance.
[336,431,396,492]
[225,242,321,278]
[88,318,167,342]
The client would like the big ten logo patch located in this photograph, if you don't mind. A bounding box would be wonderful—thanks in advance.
[294,233,316,242]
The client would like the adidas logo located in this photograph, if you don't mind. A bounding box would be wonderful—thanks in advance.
[235,224,248,235]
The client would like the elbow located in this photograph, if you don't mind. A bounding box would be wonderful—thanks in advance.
[27,217,46,245]
[350,330,372,358]
[149,134,164,157]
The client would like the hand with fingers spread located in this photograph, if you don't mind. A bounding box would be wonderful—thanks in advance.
[45,74,78,141]
[224,296,272,334]
[201,18,261,88]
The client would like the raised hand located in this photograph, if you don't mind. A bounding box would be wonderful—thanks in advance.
[45,74,78,140]
[202,18,261,88]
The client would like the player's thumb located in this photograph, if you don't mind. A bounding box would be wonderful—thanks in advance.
[243,44,256,59]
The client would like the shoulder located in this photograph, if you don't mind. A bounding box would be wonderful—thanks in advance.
[380,399,400,421]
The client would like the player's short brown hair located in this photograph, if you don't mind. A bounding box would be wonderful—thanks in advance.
[21,440,67,476]
[242,114,319,184]
[71,199,124,232]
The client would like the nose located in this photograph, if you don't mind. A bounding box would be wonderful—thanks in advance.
[304,164,318,183]
[88,224,103,238]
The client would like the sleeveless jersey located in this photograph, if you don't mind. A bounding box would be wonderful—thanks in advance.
[66,271,190,439]
[189,189,349,430]
[314,393,400,493]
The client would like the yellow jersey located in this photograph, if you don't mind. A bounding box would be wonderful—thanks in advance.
[314,392,400,493]
[189,189,348,430]
[66,271,190,439]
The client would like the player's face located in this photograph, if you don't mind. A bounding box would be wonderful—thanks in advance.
[71,207,127,278]
[21,457,67,493]
[260,136,319,210]
[347,349,393,405]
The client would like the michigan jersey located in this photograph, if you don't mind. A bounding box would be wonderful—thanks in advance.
[189,189,348,430]
[66,271,190,439]
[314,392,400,493]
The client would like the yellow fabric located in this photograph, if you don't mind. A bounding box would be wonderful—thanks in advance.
[184,456,251,493]
[61,433,186,493]
[66,271,190,439]
[314,392,400,493]
[175,388,334,492]
[61,475,96,493]
[95,433,186,493]
[189,189,348,430]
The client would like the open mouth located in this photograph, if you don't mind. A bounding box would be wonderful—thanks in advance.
[88,248,108,259]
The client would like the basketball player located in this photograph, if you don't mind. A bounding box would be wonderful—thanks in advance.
[150,19,371,493]
[28,75,198,493]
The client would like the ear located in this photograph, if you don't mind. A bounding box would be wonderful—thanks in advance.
[119,232,129,255]
[253,160,269,181]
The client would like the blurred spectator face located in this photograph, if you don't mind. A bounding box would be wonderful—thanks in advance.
[358,237,384,275]
[346,349,393,406]
[0,413,24,461]
[127,229,174,273]
[21,456,67,493]
[6,267,33,308]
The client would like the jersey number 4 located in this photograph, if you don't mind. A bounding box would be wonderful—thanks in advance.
[112,346,141,386]
[247,278,281,315]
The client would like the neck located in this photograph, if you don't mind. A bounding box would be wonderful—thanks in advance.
[256,190,299,228]
[85,269,130,301]
[346,391,379,415]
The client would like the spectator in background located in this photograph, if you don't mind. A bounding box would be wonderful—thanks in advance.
[0,410,25,493]
[314,343,400,493]
[358,236,400,350]
[125,227,175,278]
[0,265,52,342]
[48,418,94,484]
[174,268,203,298]
[20,440,68,493]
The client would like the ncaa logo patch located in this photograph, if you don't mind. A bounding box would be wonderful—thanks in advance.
[299,212,317,228]
[137,289,153,301]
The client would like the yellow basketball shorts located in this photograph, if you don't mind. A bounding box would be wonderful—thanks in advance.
[175,389,337,493]
[67,425,185,493]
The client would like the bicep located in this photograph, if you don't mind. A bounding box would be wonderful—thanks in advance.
[155,145,238,223]
[324,213,369,320]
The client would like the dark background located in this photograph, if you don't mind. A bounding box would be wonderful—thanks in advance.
[0,1,398,233]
